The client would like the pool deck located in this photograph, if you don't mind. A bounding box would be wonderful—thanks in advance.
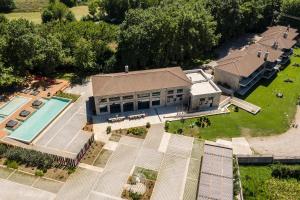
[0,79,69,139]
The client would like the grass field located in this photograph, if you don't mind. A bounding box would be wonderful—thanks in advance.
[13,0,48,12]
[3,6,89,24]
[168,48,300,140]
[240,165,300,200]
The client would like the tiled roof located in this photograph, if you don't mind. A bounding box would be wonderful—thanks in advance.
[92,67,192,97]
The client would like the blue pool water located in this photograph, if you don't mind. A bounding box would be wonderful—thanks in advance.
[0,96,29,116]
[8,97,71,143]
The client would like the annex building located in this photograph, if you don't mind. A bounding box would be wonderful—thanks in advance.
[214,25,299,95]
[92,67,221,115]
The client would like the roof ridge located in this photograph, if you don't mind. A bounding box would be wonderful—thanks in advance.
[167,69,192,85]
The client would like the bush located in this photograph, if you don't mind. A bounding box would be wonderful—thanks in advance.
[271,165,300,180]
[177,128,183,134]
[164,121,169,131]
[55,91,80,102]
[146,122,151,128]
[5,160,19,169]
[106,126,111,134]
[35,169,44,177]
[127,127,147,136]
[234,106,239,112]
[129,191,142,200]
[67,166,76,174]
[0,144,8,157]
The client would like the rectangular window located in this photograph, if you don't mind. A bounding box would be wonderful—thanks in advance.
[177,89,183,93]
[123,95,133,100]
[137,93,150,98]
[208,97,214,101]
[152,100,160,106]
[99,105,108,113]
[109,97,120,102]
[167,96,173,103]
[177,94,183,100]
[199,98,205,105]
[100,98,107,103]
[168,90,174,94]
[152,92,161,97]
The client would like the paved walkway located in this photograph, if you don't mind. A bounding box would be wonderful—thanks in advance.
[230,97,261,114]
[248,106,300,156]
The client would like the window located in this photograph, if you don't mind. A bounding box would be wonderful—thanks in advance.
[100,98,107,103]
[109,97,120,102]
[167,96,173,103]
[167,90,174,94]
[99,105,108,113]
[152,100,160,106]
[123,95,133,100]
[199,98,205,105]
[137,93,150,98]
[208,97,214,101]
[152,92,161,97]
[177,89,183,93]
[177,94,183,100]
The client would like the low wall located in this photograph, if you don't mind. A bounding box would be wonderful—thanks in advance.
[237,155,300,165]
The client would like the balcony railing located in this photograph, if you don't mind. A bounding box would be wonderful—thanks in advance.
[239,67,265,87]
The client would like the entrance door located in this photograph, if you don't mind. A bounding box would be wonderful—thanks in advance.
[123,102,134,112]
[110,104,121,113]
[138,101,150,110]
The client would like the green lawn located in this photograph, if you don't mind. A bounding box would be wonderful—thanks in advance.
[240,165,300,200]
[168,48,300,140]
[4,6,89,24]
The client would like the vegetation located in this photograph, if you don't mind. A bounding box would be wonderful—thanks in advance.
[168,49,300,140]
[0,0,15,12]
[106,126,112,134]
[55,91,80,102]
[280,0,300,30]
[240,165,300,200]
[146,122,151,129]
[134,167,158,181]
[41,0,75,23]
[1,145,55,170]
[35,169,44,176]
[127,127,147,136]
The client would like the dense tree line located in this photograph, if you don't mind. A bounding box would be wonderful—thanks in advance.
[279,0,300,29]
[0,0,15,12]
[0,16,118,88]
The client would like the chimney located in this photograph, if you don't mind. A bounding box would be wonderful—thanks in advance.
[264,51,270,61]
[273,41,279,49]
[283,31,288,39]
[257,50,262,57]
[125,65,129,73]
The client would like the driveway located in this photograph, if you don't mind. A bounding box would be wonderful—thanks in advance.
[248,106,300,156]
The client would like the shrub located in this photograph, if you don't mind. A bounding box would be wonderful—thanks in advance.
[0,144,8,157]
[271,165,300,180]
[146,122,151,128]
[129,191,142,200]
[127,127,147,136]
[5,160,19,169]
[0,0,15,12]
[35,169,44,177]
[177,128,183,134]
[164,121,169,131]
[67,167,76,174]
[234,106,239,112]
[55,91,80,102]
[106,126,111,134]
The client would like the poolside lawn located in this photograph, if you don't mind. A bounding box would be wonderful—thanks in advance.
[240,165,300,200]
[168,48,300,140]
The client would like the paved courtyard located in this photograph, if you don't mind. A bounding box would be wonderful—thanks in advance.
[55,124,196,200]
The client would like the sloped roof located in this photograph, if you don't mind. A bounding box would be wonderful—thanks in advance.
[92,67,192,97]
[259,25,299,50]
[217,43,283,77]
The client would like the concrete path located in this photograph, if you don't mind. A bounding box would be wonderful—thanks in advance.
[248,106,300,156]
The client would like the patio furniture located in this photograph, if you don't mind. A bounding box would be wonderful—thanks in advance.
[19,110,31,117]
[276,93,283,98]
[21,88,31,94]
[6,120,18,129]
[128,113,146,120]
[32,100,43,107]
[30,90,40,96]
[108,116,126,123]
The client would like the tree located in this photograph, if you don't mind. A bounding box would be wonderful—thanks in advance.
[118,0,219,68]
[41,0,72,23]
[279,0,300,29]
[74,38,96,72]
[0,0,15,12]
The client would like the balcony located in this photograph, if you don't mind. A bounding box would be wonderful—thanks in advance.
[239,67,265,87]
[263,70,276,79]
[237,73,264,95]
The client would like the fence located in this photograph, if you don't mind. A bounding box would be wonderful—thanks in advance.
[237,155,300,165]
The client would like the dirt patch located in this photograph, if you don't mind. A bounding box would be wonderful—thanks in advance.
[80,141,105,165]
[109,133,122,142]
[93,149,113,168]
[111,126,148,140]
[43,168,70,182]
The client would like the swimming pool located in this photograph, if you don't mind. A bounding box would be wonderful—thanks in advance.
[0,96,29,116]
[0,115,5,123]
[8,97,71,143]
